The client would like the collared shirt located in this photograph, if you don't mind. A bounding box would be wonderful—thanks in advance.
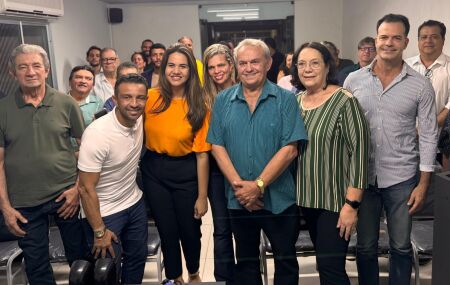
[406,53,450,113]
[344,60,438,188]
[93,72,114,103]
[0,85,85,207]
[207,80,308,214]
[69,92,104,126]
[78,109,143,217]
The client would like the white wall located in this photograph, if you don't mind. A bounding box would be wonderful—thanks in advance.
[109,3,202,61]
[294,0,343,53]
[342,0,450,62]
[49,0,111,91]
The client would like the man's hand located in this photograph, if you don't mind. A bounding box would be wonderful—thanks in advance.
[233,180,264,211]
[194,197,208,219]
[92,229,119,258]
[407,183,428,215]
[337,204,358,241]
[245,198,264,211]
[2,206,27,237]
[56,186,80,219]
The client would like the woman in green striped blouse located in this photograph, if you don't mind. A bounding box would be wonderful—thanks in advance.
[292,42,370,285]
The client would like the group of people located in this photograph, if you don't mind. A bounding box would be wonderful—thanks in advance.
[0,12,449,285]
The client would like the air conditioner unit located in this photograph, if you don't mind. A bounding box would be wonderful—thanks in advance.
[0,0,64,18]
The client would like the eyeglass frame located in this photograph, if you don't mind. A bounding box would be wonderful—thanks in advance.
[358,46,376,52]
[101,57,118,63]
[295,60,323,70]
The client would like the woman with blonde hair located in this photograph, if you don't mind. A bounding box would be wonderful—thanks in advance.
[202,43,236,284]
[141,44,210,283]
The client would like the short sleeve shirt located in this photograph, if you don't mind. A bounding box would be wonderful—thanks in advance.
[0,85,85,207]
[78,110,143,217]
[207,80,308,214]
[144,88,211,156]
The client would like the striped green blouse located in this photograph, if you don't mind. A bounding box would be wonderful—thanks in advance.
[296,88,369,212]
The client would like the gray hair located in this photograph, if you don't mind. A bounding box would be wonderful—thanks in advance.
[100,47,119,58]
[9,44,50,72]
[234,39,271,61]
[116,61,138,78]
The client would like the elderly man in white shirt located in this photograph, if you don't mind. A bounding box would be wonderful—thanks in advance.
[93,48,120,103]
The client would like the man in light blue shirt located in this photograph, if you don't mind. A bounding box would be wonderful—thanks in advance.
[207,39,307,285]
[344,14,438,285]
[68,65,103,126]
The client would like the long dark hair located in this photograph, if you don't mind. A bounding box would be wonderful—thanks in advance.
[151,44,206,134]
[291,42,338,91]
[279,52,293,77]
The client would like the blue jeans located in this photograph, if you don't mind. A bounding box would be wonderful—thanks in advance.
[208,170,235,283]
[82,198,148,284]
[17,197,86,285]
[356,176,417,285]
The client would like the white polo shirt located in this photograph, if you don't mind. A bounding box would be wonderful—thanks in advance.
[93,72,114,103]
[406,53,450,114]
[78,109,143,217]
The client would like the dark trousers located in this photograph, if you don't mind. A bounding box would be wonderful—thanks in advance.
[229,204,299,285]
[301,207,351,285]
[141,151,202,279]
[82,198,148,284]
[17,197,86,285]
[208,170,235,283]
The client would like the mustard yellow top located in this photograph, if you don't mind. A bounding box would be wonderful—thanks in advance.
[144,88,211,157]
[196,59,204,86]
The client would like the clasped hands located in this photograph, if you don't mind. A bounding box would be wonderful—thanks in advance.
[232,180,264,212]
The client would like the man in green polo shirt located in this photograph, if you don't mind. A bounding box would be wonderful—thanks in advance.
[207,39,308,285]
[0,44,86,285]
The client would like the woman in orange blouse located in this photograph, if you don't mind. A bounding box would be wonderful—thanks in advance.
[140,44,210,284]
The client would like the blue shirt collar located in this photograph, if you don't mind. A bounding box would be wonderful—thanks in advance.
[230,80,278,102]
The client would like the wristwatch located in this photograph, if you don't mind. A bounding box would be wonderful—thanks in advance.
[94,227,106,239]
[255,177,265,194]
[345,198,361,210]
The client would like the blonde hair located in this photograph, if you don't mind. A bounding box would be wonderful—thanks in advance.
[203,43,236,107]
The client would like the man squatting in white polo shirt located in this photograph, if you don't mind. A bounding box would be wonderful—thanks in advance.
[77,74,149,284]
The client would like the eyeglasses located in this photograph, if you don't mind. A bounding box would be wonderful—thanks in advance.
[425,69,433,79]
[358,47,376,52]
[101,57,117,63]
[295,60,322,70]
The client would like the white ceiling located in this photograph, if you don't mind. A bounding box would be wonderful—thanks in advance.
[100,0,291,5]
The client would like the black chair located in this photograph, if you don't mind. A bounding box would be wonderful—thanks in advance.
[69,260,94,285]
[259,221,419,285]
[94,258,118,285]
[147,223,163,282]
